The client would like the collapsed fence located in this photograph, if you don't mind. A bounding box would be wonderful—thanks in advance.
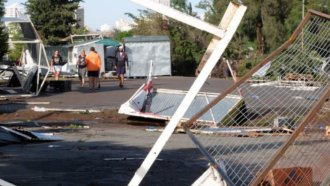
[183,10,330,185]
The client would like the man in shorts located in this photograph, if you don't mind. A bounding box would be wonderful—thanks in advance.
[86,47,101,90]
[115,45,128,87]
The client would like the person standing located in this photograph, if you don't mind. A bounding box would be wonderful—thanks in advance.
[51,50,63,80]
[76,50,87,87]
[85,47,101,90]
[115,45,128,87]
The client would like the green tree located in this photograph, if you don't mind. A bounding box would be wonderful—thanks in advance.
[126,10,169,35]
[169,0,206,75]
[169,20,205,75]
[0,0,9,59]
[197,0,317,76]
[71,26,89,35]
[199,0,292,54]
[7,23,25,61]
[113,30,133,43]
[25,0,82,45]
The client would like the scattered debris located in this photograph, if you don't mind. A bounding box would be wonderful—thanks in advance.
[0,121,40,128]
[32,106,101,113]
[145,127,159,132]
[12,101,50,105]
[104,157,163,161]
[0,126,63,145]
[199,127,293,136]
[27,132,63,141]
[119,87,243,126]
[0,126,31,144]
[145,126,293,136]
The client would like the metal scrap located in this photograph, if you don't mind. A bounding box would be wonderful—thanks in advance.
[0,126,63,145]
[32,106,101,113]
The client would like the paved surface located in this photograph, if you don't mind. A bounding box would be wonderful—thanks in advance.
[1,77,328,185]
[0,76,234,186]
[29,76,234,110]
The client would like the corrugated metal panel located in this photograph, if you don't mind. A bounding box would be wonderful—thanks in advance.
[151,90,241,123]
[123,88,242,124]
[125,41,171,77]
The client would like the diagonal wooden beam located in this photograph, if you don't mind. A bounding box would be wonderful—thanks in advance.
[128,1,247,185]
[195,2,241,76]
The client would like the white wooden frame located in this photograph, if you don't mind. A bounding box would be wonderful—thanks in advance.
[128,1,247,185]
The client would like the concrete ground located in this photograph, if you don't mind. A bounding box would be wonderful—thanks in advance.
[30,76,234,109]
[0,76,234,186]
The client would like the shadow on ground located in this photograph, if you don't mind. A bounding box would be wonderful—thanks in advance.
[0,140,207,186]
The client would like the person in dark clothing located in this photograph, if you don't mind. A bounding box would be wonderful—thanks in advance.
[115,45,128,87]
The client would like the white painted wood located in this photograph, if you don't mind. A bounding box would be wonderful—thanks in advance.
[226,60,236,81]
[10,40,41,44]
[36,43,50,96]
[130,0,225,38]
[192,166,227,186]
[31,106,101,113]
[128,3,247,185]
[196,2,240,75]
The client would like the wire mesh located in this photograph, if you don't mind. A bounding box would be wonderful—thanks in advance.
[185,10,330,185]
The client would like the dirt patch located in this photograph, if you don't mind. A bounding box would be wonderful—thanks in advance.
[0,109,127,124]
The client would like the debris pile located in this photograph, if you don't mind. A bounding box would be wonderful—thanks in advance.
[0,126,62,145]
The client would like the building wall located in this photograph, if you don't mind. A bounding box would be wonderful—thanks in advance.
[75,7,85,28]
[5,3,25,18]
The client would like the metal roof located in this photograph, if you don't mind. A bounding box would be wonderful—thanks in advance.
[120,87,242,125]
[148,89,242,123]
[96,38,121,47]
[1,17,30,23]
[123,35,170,43]
[3,17,39,41]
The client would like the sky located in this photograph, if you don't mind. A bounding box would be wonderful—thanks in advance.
[5,0,203,31]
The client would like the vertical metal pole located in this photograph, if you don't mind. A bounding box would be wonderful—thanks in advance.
[36,43,42,95]
[36,43,50,96]
[226,59,242,96]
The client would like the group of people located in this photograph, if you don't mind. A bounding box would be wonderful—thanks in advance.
[50,45,128,90]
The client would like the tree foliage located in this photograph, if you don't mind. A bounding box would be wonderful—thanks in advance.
[7,23,25,61]
[25,0,82,45]
[197,0,330,76]
[125,0,329,76]
[113,30,133,43]
[0,0,8,59]
[71,26,89,35]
